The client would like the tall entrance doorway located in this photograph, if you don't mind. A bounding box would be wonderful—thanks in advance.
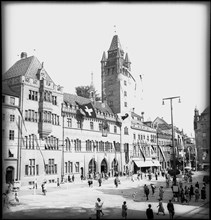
[6,166,14,184]
[101,158,107,173]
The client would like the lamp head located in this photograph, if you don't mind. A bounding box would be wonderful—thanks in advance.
[178,97,181,103]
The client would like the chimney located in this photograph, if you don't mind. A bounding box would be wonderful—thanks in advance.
[21,52,27,59]
[141,112,144,122]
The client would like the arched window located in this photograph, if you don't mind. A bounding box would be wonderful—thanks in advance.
[65,138,71,151]
[124,127,128,135]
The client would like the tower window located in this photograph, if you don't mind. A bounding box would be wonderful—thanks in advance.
[124,80,127,86]
[124,102,127,107]
[124,91,127,97]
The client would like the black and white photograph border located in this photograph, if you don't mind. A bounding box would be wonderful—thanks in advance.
[2,1,210,219]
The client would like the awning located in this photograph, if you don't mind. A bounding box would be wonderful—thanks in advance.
[152,160,161,167]
[133,160,154,167]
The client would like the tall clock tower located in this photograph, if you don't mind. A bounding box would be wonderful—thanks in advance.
[101,35,136,114]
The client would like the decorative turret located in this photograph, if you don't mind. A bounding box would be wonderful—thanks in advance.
[89,72,96,103]
[194,107,200,130]
[124,53,131,70]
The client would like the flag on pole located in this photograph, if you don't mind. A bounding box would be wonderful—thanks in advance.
[34,135,46,170]
[16,108,27,132]
[75,101,96,118]
[121,113,129,120]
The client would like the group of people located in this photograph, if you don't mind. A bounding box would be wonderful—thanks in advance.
[146,199,175,219]
[174,181,207,203]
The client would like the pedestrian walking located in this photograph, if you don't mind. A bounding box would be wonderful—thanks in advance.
[201,186,206,200]
[145,185,150,201]
[159,186,164,200]
[157,199,165,215]
[14,189,19,203]
[122,201,127,219]
[98,177,102,187]
[155,172,158,181]
[57,178,60,187]
[194,187,200,202]
[146,204,154,219]
[189,185,194,201]
[195,181,199,189]
[72,174,75,182]
[2,191,10,210]
[88,178,93,187]
[150,184,156,196]
[95,198,104,219]
[41,181,47,195]
[33,179,37,189]
[140,172,143,180]
[114,176,119,188]
[167,200,175,219]
[80,174,83,181]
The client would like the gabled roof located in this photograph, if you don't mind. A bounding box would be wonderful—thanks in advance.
[63,93,114,115]
[2,83,19,97]
[3,56,54,84]
[108,35,123,52]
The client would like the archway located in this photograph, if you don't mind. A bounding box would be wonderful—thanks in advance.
[101,158,108,173]
[6,166,14,184]
[88,158,96,174]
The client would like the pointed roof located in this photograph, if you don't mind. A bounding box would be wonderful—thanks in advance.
[101,51,107,62]
[108,35,123,52]
[63,93,114,115]
[2,82,19,97]
[124,53,131,63]
[3,56,55,84]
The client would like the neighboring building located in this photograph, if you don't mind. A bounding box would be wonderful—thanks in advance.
[3,52,64,186]
[152,117,172,170]
[2,83,20,185]
[194,107,210,170]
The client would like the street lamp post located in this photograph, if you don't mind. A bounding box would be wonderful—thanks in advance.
[162,96,181,186]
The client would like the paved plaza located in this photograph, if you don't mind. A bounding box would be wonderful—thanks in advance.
[2,171,209,219]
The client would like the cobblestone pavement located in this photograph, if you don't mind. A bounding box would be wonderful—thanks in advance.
[2,171,209,219]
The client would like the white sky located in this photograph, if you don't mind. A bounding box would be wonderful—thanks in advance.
[2,2,209,137]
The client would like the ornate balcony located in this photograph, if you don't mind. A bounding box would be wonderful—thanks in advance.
[38,122,52,138]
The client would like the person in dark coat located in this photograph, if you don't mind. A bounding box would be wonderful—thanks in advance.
[189,185,194,201]
[195,181,199,189]
[146,204,154,219]
[98,177,102,187]
[167,200,175,219]
[145,185,150,201]
[201,186,206,200]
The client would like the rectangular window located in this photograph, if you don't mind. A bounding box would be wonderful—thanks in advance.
[133,133,136,140]
[124,102,127,107]
[35,92,38,101]
[77,120,82,129]
[124,80,127,86]
[65,162,67,173]
[29,90,32,100]
[67,118,72,127]
[2,95,5,103]
[52,96,57,105]
[25,110,28,121]
[114,126,117,133]
[99,123,102,131]
[3,113,5,120]
[36,164,39,175]
[57,116,59,125]
[25,165,29,176]
[10,97,15,105]
[124,91,127,97]
[9,130,14,140]
[75,162,79,173]
[90,122,94,130]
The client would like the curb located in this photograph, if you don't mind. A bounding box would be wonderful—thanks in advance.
[174,201,209,219]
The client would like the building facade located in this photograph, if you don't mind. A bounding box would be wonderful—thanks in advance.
[194,107,210,170]
[2,83,20,185]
